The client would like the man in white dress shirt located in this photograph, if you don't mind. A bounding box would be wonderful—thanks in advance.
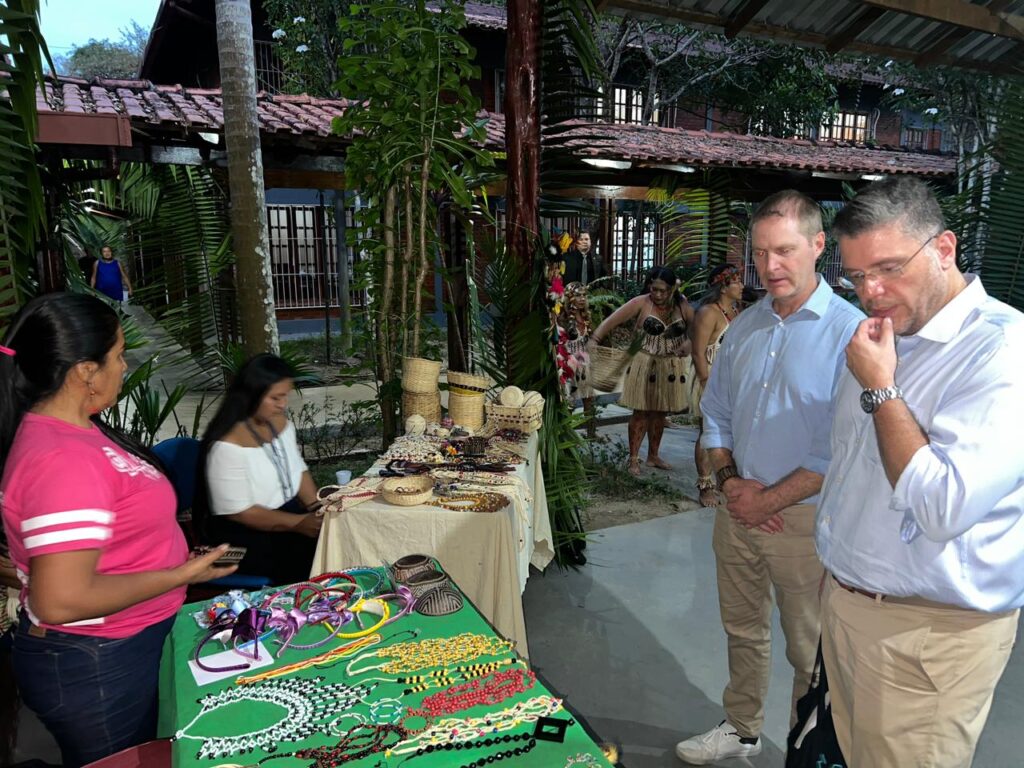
[816,176,1024,767]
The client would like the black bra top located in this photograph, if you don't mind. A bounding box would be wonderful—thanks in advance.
[642,314,687,339]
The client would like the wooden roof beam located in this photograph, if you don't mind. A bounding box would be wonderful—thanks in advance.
[857,0,1024,41]
[826,7,887,53]
[913,0,1015,65]
[601,0,1020,72]
[725,0,771,39]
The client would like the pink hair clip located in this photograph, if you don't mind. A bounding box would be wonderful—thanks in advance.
[0,345,15,357]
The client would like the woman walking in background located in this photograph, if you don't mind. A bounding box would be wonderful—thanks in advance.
[90,245,132,303]
[591,265,695,475]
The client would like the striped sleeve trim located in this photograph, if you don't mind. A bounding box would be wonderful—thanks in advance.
[23,527,112,551]
[21,509,114,533]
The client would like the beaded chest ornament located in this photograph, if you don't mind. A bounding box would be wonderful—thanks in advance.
[173,676,374,760]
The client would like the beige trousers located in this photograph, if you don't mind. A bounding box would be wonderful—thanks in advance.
[821,575,1019,767]
[712,503,822,738]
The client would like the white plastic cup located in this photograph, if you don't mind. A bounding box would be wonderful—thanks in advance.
[335,469,352,485]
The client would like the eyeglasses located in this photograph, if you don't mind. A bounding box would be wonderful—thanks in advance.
[838,232,940,290]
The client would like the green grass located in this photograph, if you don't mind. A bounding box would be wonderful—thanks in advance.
[309,453,378,489]
[580,440,679,502]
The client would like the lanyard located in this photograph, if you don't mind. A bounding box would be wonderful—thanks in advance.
[246,419,294,501]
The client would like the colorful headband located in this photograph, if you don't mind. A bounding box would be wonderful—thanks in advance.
[710,266,740,287]
[0,345,14,357]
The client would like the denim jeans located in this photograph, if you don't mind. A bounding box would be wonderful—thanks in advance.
[12,612,175,767]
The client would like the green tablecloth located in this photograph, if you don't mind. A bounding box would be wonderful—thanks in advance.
[157,573,611,768]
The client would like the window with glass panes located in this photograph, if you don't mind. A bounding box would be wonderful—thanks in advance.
[819,111,870,142]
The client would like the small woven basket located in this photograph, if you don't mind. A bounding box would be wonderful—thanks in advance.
[447,370,490,395]
[484,399,544,433]
[402,390,441,424]
[448,390,485,430]
[401,357,442,394]
[381,475,434,507]
[590,345,630,392]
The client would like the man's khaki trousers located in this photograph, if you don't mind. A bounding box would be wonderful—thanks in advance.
[712,503,822,738]
[821,574,1018,767]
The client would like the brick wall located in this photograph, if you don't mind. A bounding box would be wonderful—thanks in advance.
[875,112,901,145]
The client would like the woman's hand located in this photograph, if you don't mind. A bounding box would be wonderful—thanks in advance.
[175,545,239,585]
[293,512,323,539]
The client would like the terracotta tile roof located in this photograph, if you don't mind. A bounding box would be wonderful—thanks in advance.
[37,77,355,143]
[37,77,953,177]
[460,2,506,30]
[535,117,956,177]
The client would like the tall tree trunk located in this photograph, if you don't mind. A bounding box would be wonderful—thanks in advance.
[411,140,433,357]
[215,0,278,355]
[505,0,541,381]
[378,185,399,447]
[401,170,413,359]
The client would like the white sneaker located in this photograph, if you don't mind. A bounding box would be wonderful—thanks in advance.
[675,720,762,764]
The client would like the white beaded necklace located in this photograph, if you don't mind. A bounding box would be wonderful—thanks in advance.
[173,676,373,761]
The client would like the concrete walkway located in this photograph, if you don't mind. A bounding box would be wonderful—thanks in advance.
[524,424,1024,768]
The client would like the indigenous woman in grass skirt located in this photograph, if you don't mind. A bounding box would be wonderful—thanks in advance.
[690,264,744,506]
[591,266,695,476]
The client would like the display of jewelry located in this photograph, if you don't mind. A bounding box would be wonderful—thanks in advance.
[173,677,373,760]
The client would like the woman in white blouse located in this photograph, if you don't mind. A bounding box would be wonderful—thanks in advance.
[196,354,322,584]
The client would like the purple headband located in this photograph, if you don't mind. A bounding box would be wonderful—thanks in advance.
[0,345,15,357]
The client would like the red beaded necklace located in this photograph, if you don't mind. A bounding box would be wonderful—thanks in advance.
[410,668,536,718]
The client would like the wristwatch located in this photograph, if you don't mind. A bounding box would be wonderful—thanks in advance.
[860,385,904,414]
[716,465,740,487]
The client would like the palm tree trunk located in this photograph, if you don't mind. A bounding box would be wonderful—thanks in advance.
[215,0,278,356]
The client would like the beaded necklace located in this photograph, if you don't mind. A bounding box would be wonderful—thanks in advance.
[174,677,373,761]
[245,419,294,500]
[409,667,536,717]
[235,634,381,685]
[259,723,407,768]
[387,696,563,757]
[399,731,536,764]
[362,658,523,693]
[345,632,515,676]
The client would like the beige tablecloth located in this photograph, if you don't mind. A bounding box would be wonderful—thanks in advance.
[311,433,554,656]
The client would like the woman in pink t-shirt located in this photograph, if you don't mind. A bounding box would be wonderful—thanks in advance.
[0,293,236,767]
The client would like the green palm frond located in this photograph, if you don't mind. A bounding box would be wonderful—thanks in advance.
[0,0,51,326]
[981,76,1024,312]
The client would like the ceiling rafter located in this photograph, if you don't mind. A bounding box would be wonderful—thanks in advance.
[857,0,1024,41]
[825,7,887,53]
[725,0,771,39]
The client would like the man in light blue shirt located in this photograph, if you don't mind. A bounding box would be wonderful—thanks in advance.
[675,191,862,765]
[817,177,1024,767]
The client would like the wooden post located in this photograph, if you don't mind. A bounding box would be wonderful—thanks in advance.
[334,191,352,353]
[215,0,279,355]
[504,0,542,384]
[504,0,542,287]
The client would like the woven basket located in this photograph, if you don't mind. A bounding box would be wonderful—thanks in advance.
[381,475,434,507]
[401,357,442,394]
[590,345,630,392]
[448,390,485,430]
[485,399,544,433]
[402,390,441,424]
[447,370,490,395]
